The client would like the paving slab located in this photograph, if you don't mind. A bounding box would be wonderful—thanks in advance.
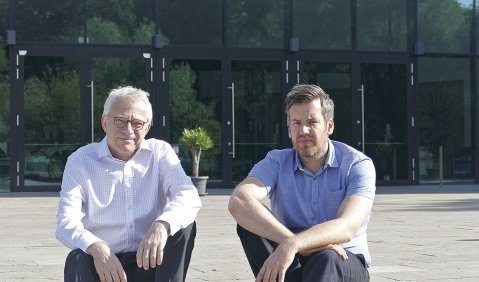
[0,184,478,281]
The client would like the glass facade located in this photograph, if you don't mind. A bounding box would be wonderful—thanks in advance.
[418,0,473,53]
[231,61,282,181]
[418,58,472,182]
[293,0,351,50]
[159,0,222,46]
[302,62,352,144]
[14,0,84,43]
[2,1,479,190]
[169,60,222,180]
[23,56,81,187]
[87,0,155,45]
[357,0,407,51]
[226,0,284,48]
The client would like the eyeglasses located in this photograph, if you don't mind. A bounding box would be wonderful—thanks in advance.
[106,115,148,131]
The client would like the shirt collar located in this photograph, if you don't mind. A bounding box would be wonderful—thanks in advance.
[292,139,339,172]
[293,149,304,172]
[96,137,152,159]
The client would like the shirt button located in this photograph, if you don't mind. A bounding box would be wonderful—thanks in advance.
[313,176,317,180]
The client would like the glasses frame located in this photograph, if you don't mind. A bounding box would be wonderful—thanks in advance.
[105,115,148,131]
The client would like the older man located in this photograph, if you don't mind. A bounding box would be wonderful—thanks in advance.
[56,86,201,282]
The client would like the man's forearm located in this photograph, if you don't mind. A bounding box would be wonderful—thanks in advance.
[229,195,294,244]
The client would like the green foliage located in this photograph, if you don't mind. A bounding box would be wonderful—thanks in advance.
[169,63,221,146]
[179,127,213,177]
[24,65,81,145]
[179,127,214,152]
[88,17,124,44]
[418,0,471,53]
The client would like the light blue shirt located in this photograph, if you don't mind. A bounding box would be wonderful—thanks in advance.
[249,140,376,266]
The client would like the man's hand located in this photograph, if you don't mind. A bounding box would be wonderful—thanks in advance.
[299,244,349,260]
[86,241,127,282]
[136,220,170,270]
[256,240,349,282]
[256,239,297,282]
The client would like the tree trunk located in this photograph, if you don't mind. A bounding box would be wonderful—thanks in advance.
[191,149,201,177]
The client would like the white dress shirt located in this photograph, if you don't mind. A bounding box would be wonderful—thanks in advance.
[56,137,202,254]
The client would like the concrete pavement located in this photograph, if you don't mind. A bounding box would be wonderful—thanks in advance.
[0,184,478,281]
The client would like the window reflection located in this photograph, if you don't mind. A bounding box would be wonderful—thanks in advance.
[23,57,82,186]
[303,62,352,144]
[294,0,351,50]
[14,0,84,43]
[227,0,284,48]
[159,0,222,46]
[418,0,473,53]
[87,0,155,44]
[357,0,407,51]
[169,60,222,180]
[419,58,472,182]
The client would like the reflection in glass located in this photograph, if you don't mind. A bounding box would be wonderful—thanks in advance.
[159,0,222,46]
[0,42,9,191]
[293,0,351,50]
[169,60,222,180]
[14,0,84,43]
[362,64,408,181]
[418,0,473,53]
[23,57,82,186]
[357,0,407,51]
[232,61,282,182]
[87,0,155,44]
[92,58,146,142]
[227,0,283,48]
[419,58,472,182]
[302,62,352,144]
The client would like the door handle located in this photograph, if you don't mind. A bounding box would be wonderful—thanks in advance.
[227,82,235,159]
[87,81,94,143]
[357,84,365,153]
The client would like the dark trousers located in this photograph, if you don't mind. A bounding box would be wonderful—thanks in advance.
[237,224,370,282]
[64,222,196,282]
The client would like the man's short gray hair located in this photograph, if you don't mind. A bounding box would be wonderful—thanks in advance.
[103,86,153,122]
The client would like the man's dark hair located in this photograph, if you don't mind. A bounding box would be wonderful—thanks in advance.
[285,84,334,125]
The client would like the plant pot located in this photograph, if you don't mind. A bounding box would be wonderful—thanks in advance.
[191,176,209,196]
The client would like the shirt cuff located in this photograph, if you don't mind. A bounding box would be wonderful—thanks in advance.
[77,231,105,253]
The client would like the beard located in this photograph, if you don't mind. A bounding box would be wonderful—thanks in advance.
[293,137,328,161]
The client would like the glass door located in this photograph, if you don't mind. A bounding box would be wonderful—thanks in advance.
[16,52,151,191]
[302,61,353,145]
[22,55,82,188]
[90,56,151,142]
[229,60,283,183]
[359,63,409,182]
[168,59,222,182]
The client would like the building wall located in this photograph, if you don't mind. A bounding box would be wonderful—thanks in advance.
[1,0,477,191]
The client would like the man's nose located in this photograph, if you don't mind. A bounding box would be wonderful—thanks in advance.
[299,124,310,134]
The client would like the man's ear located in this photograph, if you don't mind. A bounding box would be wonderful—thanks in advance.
[327,119,334,136]
[101,116,108,133]
[145,122,152,133]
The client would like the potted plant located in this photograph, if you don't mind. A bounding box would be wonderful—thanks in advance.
[179,127,213,196]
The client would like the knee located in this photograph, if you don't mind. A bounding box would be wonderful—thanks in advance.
[64,249,98,280]
[305,249,343,272]
[66,249,93,266]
